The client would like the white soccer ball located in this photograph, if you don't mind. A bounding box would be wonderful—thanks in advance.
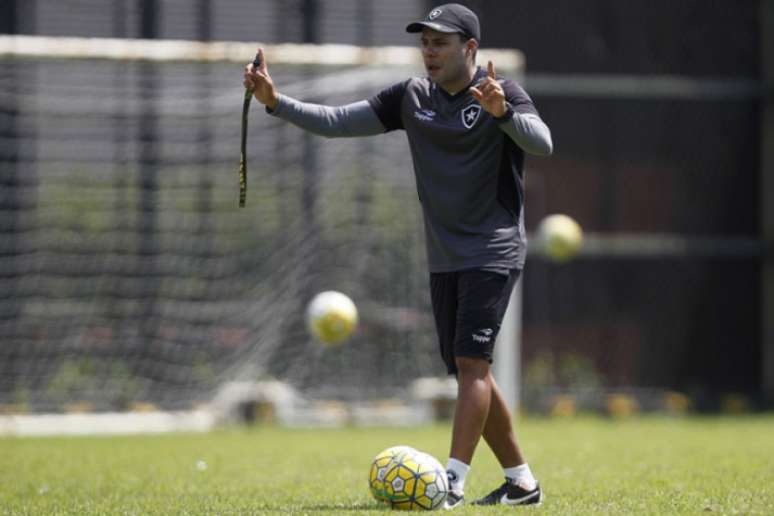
[537,213,584,263]
[305,290,358,345]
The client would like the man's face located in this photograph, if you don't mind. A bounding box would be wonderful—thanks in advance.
[420,28,474,87]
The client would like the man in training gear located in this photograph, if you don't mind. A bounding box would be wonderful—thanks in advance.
[243,3,551,508]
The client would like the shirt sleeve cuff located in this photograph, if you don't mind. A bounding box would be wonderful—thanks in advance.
[494,104,515,123]
[265,94,285,116]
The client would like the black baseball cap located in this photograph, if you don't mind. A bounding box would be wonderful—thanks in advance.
[406,3,481,42]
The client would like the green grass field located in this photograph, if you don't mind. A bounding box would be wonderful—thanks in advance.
[2,416,773,515]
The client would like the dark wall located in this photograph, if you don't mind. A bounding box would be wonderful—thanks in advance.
[460,0,759,77]
[533,97,759,235]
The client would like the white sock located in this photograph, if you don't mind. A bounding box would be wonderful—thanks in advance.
[446,458,470,493]
[503,463,537,490]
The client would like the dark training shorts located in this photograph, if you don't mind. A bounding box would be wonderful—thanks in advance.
[430,268,521,375]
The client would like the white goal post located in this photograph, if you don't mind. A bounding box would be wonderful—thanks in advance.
[0,34,524,69]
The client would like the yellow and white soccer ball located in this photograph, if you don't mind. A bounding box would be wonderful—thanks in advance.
[368,445,417,503]
[379,448,449,511]
[537,213,584,263]
[305,290,358,344]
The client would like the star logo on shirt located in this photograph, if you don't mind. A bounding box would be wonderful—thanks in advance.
[461,104,482,129]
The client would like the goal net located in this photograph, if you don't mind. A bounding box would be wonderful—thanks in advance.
[0,35,524,420]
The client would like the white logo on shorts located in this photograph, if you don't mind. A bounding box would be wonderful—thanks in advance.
[472,328,493,344]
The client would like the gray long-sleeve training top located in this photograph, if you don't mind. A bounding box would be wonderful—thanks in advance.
[268,66,553,274]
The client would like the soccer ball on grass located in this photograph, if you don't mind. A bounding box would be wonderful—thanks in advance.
[369,446,448,511]
[369,445,417,503]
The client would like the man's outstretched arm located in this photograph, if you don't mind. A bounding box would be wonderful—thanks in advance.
[267,96,386,138]
[243,47,386,138]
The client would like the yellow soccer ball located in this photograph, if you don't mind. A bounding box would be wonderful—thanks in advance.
[306,290,358,344]
[382,449,449,511]
[368,446,417,503]
[537,213,584,263]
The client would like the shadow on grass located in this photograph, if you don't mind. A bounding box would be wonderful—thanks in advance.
[303,502,391,512]
[254,502,390,513]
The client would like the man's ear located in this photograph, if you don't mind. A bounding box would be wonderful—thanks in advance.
[466,38,479,57]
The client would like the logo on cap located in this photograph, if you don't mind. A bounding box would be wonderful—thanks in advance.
[428,9,442,20]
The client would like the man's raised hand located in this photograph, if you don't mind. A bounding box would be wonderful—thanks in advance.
[243,47,279,110]
[470,60,507,118]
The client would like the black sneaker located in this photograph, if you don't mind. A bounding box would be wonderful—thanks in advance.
[472,480,543,506]
[443,489,464,510]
